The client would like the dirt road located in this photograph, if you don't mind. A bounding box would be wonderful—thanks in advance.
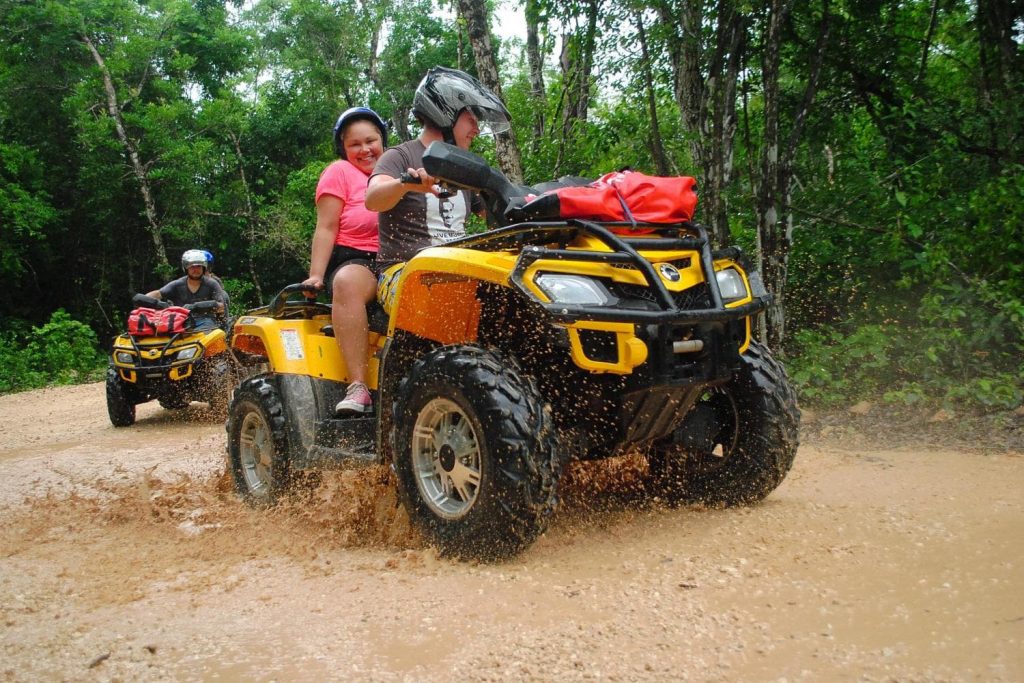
[1,383,1021,682]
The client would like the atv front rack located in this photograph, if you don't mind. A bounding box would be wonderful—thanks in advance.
[447,219,770,325]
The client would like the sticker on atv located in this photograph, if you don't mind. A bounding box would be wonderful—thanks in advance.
[280,329,304,360]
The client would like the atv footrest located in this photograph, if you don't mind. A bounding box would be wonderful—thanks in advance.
[293,416,377,470]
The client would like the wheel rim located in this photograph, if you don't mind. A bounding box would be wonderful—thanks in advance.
[411,397,482,519]
[238,409,275,497]
[687,389,740,475]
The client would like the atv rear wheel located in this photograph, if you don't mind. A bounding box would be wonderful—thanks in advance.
[106,367,137,427]
[648,341,800,506]
[392,346,561,561]
[226,375,292,506]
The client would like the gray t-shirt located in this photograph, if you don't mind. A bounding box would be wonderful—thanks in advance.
[159,275,227,307]
[371,139,483,268]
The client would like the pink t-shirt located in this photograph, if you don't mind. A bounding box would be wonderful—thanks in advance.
[315,159,379,252]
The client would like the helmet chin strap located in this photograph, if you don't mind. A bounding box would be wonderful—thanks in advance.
[442,127,456,145]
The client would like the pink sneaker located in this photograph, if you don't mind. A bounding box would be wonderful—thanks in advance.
[336,382,373,415]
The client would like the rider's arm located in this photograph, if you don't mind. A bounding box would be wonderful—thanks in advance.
[303,195,344,290]
[365,170,437,212]
[145,290,163,300]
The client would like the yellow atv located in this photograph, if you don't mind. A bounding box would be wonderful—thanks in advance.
[106,294,236,426]
[226,143,799,560]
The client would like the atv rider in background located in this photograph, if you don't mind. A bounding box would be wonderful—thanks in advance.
[147,249,228,331]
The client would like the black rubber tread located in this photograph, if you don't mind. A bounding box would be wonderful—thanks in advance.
[158,396,190,410]
[225,374,293,506]
[650,340,800,506]
[106,366,136,427]
[392,345,562,561]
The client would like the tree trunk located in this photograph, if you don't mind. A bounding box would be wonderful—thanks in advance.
[555,0,600,175]
[80,32,170,275]
[657,0,744,246]
[632,10,670,176]
[227,131,264,301]
[757,0,829,349]
[525,0,547,154]
[456,0,524,183]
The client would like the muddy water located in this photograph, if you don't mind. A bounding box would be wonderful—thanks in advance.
[0,382,1021,681]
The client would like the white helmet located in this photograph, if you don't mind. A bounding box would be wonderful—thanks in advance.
[181,249,210,274]
[412,67,511,142]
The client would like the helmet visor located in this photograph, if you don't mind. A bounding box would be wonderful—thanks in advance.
[469,105,511,136]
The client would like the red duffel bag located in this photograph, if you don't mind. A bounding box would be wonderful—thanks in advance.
[556,171,698,224]
[128,306,193,336]
[514,170,698,233]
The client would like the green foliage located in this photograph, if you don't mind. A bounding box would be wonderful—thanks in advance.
[0,311,106,394]
[789,281,1024,411]
[0,143,58,279]
[0,0,1020,409]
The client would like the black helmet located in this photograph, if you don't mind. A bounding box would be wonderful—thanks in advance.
[333,107,388,158]
[412,67,511,143]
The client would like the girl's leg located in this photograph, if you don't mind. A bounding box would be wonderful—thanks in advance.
[331,263,377,386]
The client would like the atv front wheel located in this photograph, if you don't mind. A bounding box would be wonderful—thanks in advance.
[392,346,561,561]
[106,367,137,427]
[648,341,800,506]
[226,375,292,506]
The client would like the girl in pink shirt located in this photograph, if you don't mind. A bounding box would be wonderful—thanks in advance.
[302,107,387,414]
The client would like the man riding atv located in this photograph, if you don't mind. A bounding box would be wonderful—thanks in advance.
[106,249,236,426]
[147,249,228,331]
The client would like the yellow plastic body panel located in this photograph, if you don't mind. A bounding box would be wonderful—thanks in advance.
[385,247,517,344]
[712,257,755,354]
[231,314,385,390]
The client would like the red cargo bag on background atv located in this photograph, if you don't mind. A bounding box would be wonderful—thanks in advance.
[510,171,698,234]
[128,306,193,337]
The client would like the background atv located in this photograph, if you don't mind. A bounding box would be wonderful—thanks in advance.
[226,142,799,560]
[106,294,237,427]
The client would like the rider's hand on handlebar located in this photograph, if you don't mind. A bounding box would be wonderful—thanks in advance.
[301,275,324,298]
[400,168,444,196]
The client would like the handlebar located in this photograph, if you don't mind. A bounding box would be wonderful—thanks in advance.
[132,293,222,313]
[267,283,321,317]
[399,170,454,199]
[132,293,167,309]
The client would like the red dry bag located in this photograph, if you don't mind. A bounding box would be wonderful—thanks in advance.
[127,306,193,336]
[516,171,698,233]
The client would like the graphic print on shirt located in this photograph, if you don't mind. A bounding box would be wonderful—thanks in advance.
[425,192,468,245]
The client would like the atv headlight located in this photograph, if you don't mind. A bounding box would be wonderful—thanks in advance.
[114,351,135,364]
[715,268,748,303]
[535,274,616,306]
[176,346,200,361]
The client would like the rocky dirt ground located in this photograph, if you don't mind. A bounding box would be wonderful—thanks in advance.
[1,382,1022,682]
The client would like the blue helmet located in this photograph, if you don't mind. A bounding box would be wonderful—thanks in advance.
[201,250,214,270]
[333,106,388,158]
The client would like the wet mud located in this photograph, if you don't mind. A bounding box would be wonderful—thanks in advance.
[1,382,1021,681]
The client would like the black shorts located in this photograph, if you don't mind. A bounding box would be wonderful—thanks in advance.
[325,245,376,293]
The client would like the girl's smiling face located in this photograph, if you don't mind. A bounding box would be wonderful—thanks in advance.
[342,120,384,174]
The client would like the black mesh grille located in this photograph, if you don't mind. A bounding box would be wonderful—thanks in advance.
[609,282,712,311]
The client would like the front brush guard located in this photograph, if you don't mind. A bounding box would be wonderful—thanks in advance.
[499,219,771,325]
